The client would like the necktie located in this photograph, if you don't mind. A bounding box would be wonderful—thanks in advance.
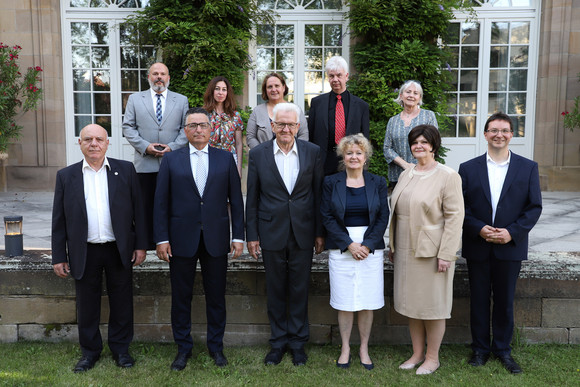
[156,94,162,123]
[335,94,345,144]
[196,151,207,196]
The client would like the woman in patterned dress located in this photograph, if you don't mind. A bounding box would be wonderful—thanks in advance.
[203,76,243,176]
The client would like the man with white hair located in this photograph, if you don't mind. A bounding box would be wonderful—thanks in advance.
[308,56,369,175]
[246,102,324,366]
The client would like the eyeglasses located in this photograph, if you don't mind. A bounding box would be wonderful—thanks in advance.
[185,122,210,130]
[273,122,298,130]
[485,129,512,135]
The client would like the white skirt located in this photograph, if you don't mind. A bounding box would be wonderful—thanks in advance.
[329,226,385,312]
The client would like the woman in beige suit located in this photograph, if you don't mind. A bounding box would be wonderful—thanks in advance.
[388,124,464,375]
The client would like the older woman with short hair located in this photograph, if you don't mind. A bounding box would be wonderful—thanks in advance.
[321,134,389,371]
[383,80,438,188]
[389,124,464,375]
[246,73,308,149]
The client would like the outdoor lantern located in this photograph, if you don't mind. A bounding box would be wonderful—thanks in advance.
[4,216,23,257]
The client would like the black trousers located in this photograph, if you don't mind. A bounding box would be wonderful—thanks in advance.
[467,253,522,356]
[75,242,133,357]
[262,232,313,350]
[169,236,228,354]
[137,172,157,250]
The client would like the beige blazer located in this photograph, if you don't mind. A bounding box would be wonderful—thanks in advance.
[389,164,464,261]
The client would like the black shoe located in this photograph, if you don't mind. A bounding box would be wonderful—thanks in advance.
[171,352,192,371]
[264,347,286,365]
[468,352,490,367]
[290,348,308,366]
[497,354,522,374]
[73,355,100,373]
[209,351,228,367]
[360,359,374,371]
[336,353,351,369]
[112,353,135,368]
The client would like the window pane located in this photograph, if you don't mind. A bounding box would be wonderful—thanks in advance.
[325,48,342,62]
[461,47,479,68]
[94,93,110,114]
[305,48,322,69]
[277,0,292,9]
[282,71,295,93]
[488,93,506,114]
[91,47,110,68]
[489,69,507,91]
[460,70,478,91]
[139,46,156,68]
[447,93,458,114]
[256,48,274,69]
[325,0,342,9]
[258,0,275,10]
[458,116,476,137]
[305,72,323,94]
[508,93,526,114]
[459,93,477,114]
[276,48,294,70]
[277,25,294,46]
[510,46,528,67]
[90,23,109,44]
[121,46,139,68]
[74,116,92,136]
[71,22,89,45]
[440,117,456,137]
[305,24,322,46]
[73,70,91,91]
[119,24,134,45]
[74,93,91,114]
[509,69,527,91]
[256,71,270,91]
[445,23,460,45]
[72,46,90,68]
[461,23,479,44]
[93,70,110,91]
[257,25,274,46]
[448,47,459,68]
[95,116,112,136]
[490,46,508,68]
[491,22,509,44]
[122,93,131,114]
[305,0,323,9]
[121,70,139,91]
[304,94,319,114]
[511,22,530,44]
[324,24,342,46]
[70,0,89,7]
[140,70,149,90]
[512,116,525,136]
[450,70,459,91]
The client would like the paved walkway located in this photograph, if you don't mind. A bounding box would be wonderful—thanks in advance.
[1,191,579,252]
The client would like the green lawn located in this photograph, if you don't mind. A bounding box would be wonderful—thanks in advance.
[0,342,578,386]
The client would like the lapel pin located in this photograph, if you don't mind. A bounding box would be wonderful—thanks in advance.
[115,172,118,175]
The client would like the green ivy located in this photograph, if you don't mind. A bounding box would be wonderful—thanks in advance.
[347,0,469,180]
[125,0,272,109]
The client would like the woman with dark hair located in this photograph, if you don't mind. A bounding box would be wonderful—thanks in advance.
[203,76,243,176]
[246,73,308,149]
[321,134,389,370]
[388,124,464,375]
[383,80,438,188]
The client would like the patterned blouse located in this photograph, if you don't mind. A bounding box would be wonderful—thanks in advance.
[383,109,438,183]
[208,110,244,161]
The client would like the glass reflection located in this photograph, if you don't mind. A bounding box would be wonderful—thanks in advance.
[257,0,275,10]
[509,69,527,91]
[459,93,477,114]
[121,70,139,91]
[489,69,507,91]
[140,46,156,68]
[324,24,342,46]
[325,0,342,9]
[488,93,506,114]
[510,46,528,67]
[91,47,110,68]
[140,70,149,90]
[70,0,89,7]
[282,71,295,93]
[510,22,530,44]
[449,47,459,68]
[94,93,111,114]
[445,23,460,45]
[90,23,109,44]
[305,48,322,69]
[305,24,322,47]
[461,22,479,45]
[74,93,91,114]
[490,46,508,68]
[305,0,323,9]
[447,93,458,114]
[304,72,323,94]
[491,22,509,44]
[256,48,274,70]
[458,116,476,137]
[461,46,479,68]
[93,70,110,91]
[439,118,456,137]
[508,93,526,114]
[95,116,112,136]
[119,24,135,45]
[277,25,294,46]
[325,48,341,61]
[73,70,91,91]
[74,116,92,136]
[459,70,477,91]
[276,48,294,70]
[72,46,90,68]
[71,23,89,45]
[122,93,131,114]
[512,116,525,137]
[121,46,139,68]
[257,25,274,46]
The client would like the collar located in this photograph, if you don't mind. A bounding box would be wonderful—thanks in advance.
[189,143,209,154]
[82,157,110,173]
[331,90,349,99]
[486,150,511,166]
[150,88,168,99]
[273,139,298,156]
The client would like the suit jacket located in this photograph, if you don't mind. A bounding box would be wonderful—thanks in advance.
[389,164,465,261]
[246,103,309,149]
[122,89,189,173]
[308,91,370,165]
[154,145,244,258]
[320,171,389,253]
[51,158,147,280]
[458,152,542,262]
[246,139,324,250]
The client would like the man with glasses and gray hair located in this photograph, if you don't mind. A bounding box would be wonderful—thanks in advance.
[246,102,325,366]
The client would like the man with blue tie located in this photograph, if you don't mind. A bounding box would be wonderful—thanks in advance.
[154,107,244,371]
[459,112,542,374]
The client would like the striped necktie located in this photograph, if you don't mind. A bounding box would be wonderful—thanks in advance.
[156,94,162,123]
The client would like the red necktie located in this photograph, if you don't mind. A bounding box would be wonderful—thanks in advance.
[335,94,345,144]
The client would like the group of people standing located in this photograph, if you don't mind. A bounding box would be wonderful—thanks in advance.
[51,56,542,377]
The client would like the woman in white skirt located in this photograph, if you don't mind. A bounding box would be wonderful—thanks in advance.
[320,134,389,370]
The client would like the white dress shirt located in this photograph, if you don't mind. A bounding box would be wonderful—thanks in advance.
[150,88,168,116]
[273,140,300,194]
[486,151,511,224]
[82,157,115,243]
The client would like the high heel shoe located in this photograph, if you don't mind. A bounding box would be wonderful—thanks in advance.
[416,361,440,375]
[360,358,374,370]
[336,353,351,369]
[398,358,424,370]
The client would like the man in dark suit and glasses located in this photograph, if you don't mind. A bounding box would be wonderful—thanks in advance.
[246,102,325,366]
[459,112,542,374]
[308,55,370,175]
[154,107,244,371]
[52,124,147,373]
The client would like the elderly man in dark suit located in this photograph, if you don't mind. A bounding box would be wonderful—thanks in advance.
[246,102,325,366]
[459,112,542,374]
[52,124,147,373]
[123,62,189,249]
[308,55,369,175]
[154,107,244,371]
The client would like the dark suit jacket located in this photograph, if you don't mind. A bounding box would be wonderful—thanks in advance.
[320,171,389,253]
[308,91,370,167]
[51,158,147,280]
[246,139,324,250]
[458,152,542,262]
[154,145,244,258]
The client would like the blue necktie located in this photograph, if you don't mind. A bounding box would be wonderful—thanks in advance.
[156,94,162,123]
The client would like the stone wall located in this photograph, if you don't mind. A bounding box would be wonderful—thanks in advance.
[1,251,579,345]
